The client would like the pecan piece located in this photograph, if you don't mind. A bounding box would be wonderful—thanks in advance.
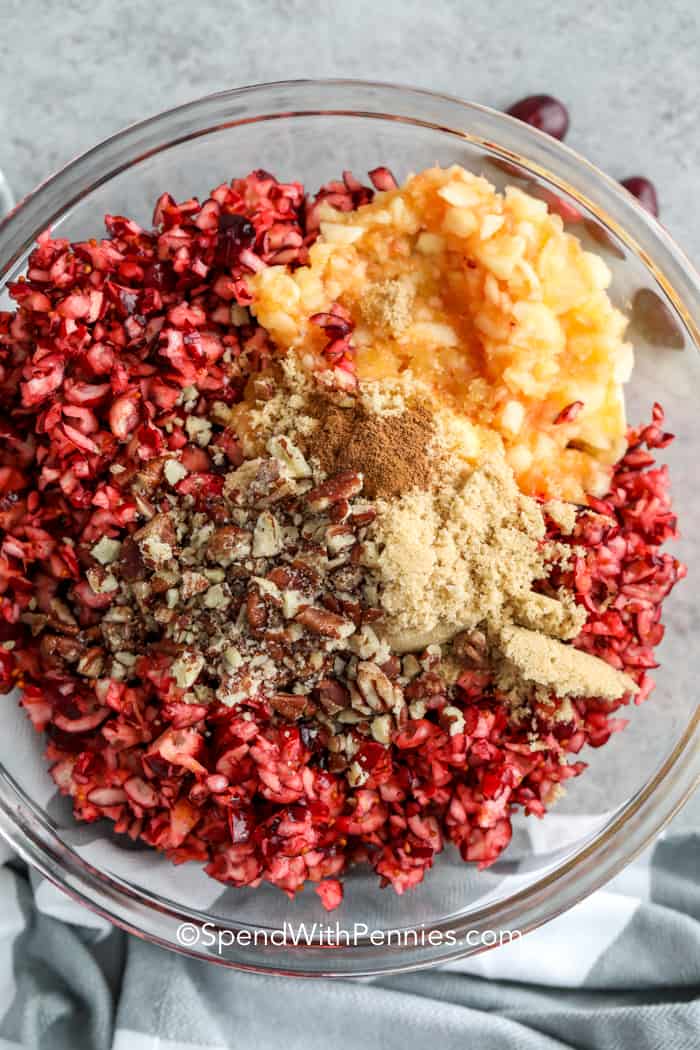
[246,589,268,630]
[306,471,364,511]
[206,525,252,565]
[328,751,350,774]
[452,629,489,668]
[181,571,210,600]
[134,512,176,567]
[380,655,401,680]
[268,693,317,721]
[76,646,105,678]
[133,456,167,492]
[295,605,355,639]
[313,677,350,715]
[101,618,137,652]
[356,660,403,713]
[325,524,356,555]
[405,671,446,703]
[331,565,363,592]
[150,569,180,596]
[329,499,350,523]
[339,598,364,627]
[248,458,296,505]
[47,597,79,634]
[39,633,83,668]
[350,507,377,527]
[267,561,320,597]
[118,536,147,582]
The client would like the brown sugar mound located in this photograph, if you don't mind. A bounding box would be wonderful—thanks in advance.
[497,625,636,700]
[305,395,436,501]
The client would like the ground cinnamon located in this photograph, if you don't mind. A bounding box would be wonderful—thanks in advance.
[304,395,436,500]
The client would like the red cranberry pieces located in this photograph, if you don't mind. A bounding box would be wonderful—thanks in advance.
[507,95,569,140]
[620,177,659,217]
[215,213,257,267]
[368,167,399,191]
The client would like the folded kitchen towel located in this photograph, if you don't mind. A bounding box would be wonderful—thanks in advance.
[0,799,698,1050]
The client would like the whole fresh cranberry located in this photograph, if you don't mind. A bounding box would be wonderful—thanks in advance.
[507,95,569,140]
[620,177,659,217]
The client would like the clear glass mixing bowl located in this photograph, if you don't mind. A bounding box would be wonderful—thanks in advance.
[0,80,698,977]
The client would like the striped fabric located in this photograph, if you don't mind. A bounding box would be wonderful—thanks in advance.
[0,796,697,1050]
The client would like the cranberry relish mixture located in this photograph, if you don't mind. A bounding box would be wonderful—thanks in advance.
[0,168,685,911]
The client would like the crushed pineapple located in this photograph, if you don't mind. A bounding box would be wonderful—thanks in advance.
[249,165,633,501]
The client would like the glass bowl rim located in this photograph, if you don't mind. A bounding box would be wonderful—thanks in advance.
[0,77,698,977]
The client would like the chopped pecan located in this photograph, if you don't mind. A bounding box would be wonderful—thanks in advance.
[206,524,252,565]
[452,629,489,668]
[329,499,350,523]
[101,618,138,652]
[181,571,209,600]
[150,569,179,596]
[134,456,167,492]
[39,633,83,668]
[313,677,350,715]
[246,588,268,630]
[290,560,322,593]
[370,714,392,744]
[47,597,79,633]
[350,507,377,527]
[322,593,343,615]
[248,458,296,505]
[86,565,119,595]
[325,524,356,555]
[267,561,320,597]
[134,512,176,567]
[295,605,355,639]
[356,660,403,713]
[118,536,147,581]
[76,646,105,678]
[266,566,294,589]
[339,598,364,627]
[19,611,49,637]
[331,565,363,592]
[328,751,350,774]
[134,511,176,546]
[380,655,401,680]
[268,693,317,721]
[263,634,287,662]
[306,471,364,511]
[405,671,446,705]
[439,705,466,736]
[252,510,283,557]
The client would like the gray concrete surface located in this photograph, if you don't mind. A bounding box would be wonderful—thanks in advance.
[1,0,698,829]
[2,0,700,260]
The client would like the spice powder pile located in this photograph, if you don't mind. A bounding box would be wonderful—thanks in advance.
[305,395,436,501]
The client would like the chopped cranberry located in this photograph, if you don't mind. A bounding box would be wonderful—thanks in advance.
[368,167,399,191]
[215,214,256,267]
[315,879,343,911]
[143,261,175,291]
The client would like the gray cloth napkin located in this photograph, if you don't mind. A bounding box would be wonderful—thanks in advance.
[0,798,698,1050]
